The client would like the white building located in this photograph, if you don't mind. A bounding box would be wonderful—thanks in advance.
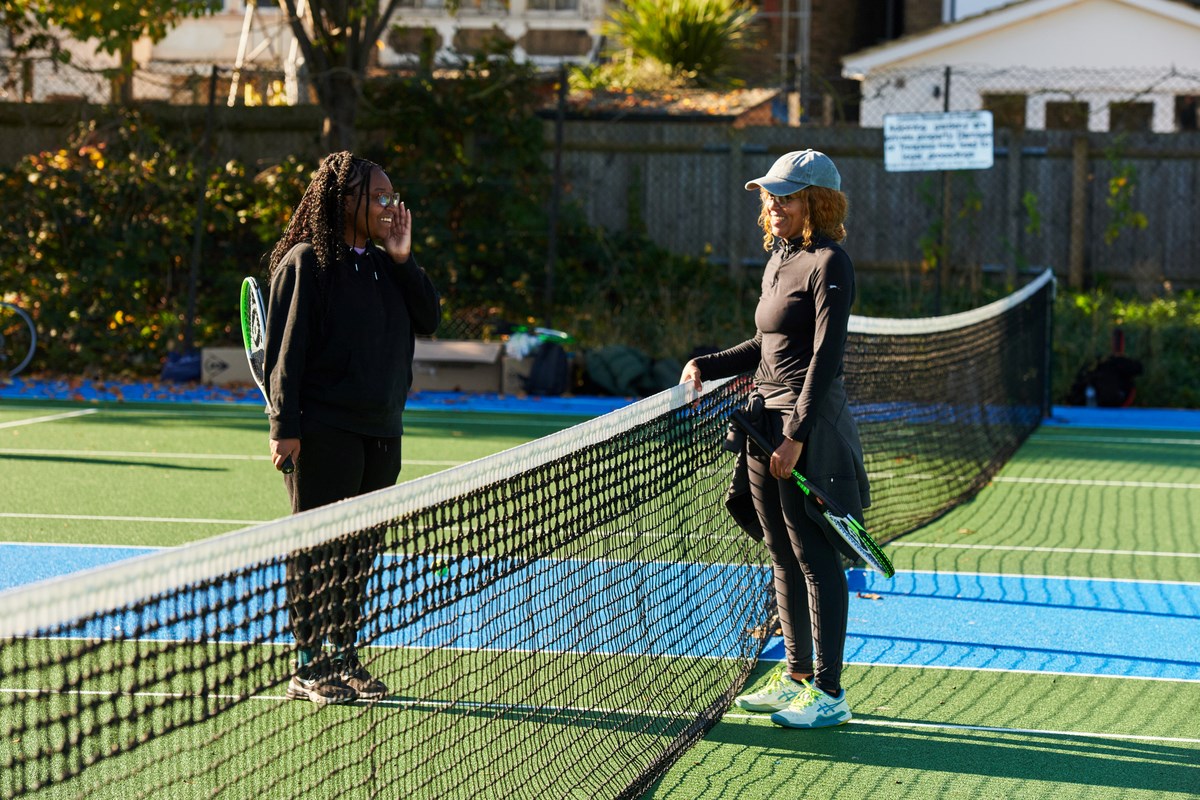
[4,0,609,104]
[842,0,1200,132]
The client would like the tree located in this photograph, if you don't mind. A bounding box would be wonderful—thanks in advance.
[279,0,405,152]
[2,0,214,103]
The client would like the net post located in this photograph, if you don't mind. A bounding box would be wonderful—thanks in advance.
[1043,269,1057,419]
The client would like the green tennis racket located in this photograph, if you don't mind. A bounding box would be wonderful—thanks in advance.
[730,409,893,578]
[240,276,293,474]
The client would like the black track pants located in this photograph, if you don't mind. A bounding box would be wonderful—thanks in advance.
[283,418,401,652]
[747,410,849,696]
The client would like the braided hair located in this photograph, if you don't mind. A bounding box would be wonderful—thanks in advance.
[268,151,381,279]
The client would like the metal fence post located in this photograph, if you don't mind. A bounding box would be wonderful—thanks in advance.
[727,138,745,281]
[1005,128,1023,286]
[1069,135,1089,289]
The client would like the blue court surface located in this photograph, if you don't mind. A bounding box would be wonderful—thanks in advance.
[3,379,1198,686]
[765,570,1200,682]
[4,543,1197,682]
[0,549,764,660]
[0,377,634,417]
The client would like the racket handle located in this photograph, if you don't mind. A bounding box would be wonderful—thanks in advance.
[730,410,835,512]
[281,454,295,474]
[729,409,775,459]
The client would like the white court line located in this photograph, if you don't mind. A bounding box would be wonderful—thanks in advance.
[875,567,1200,588]
[0,512,263,525]
[753,652,1200,685]
[0,409,98,429]
[993,476,1200,490]
[848,659,1200,685]
[3,404,572,427]
[0,447,461,467]
[0,540,164,550]
[889,541,1200,559]
[1,685,1194,746]
[1035,434,1200,446]
[0,448,272,462]
[848,717,1200,744]
[406,415,579,428]
[721,710,1200,744]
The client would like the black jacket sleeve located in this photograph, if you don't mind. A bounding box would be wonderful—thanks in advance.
[264,245,317,441]
[394,254,440,337]
[692,332,762,380]
[784,250,854,442]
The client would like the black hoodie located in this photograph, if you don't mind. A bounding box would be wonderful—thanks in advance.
[264,242,440,440]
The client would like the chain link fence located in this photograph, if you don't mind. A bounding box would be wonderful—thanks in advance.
[1,53,293,107]
[849,65,1200,134]
[552,64,1200,304]
[4,57,1200,314]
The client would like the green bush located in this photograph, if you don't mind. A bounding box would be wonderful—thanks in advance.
[1052,289,1200,409]
[358,57,554,318]
[601,0,757,88]
[1,115,254,375]
[1,71,1196,409]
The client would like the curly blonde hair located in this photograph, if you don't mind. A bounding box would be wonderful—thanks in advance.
[757,186,848,251]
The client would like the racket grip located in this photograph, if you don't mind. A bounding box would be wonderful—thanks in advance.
[281,454,295,474]
[730,409,776,459]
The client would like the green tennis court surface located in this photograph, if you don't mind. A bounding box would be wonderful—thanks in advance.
[2,362,1200,800]
[1,391,1197,798]
[651,417,1200,800]
[0,400,586,545]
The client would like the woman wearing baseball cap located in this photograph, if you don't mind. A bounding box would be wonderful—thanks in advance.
[681,149,870,729]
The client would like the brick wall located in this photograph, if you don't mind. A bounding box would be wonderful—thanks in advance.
[904,0,944,35]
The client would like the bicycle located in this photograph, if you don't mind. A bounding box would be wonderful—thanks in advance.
[0,300,36,380]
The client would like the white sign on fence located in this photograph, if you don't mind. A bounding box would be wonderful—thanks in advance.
[883,111,994,172]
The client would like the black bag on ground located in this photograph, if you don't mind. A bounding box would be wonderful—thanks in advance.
[523,341,570,396]
[1068,355,1143,407]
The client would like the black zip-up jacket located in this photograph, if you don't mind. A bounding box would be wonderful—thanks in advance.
[693,236,854,442]
[264,242,440,441]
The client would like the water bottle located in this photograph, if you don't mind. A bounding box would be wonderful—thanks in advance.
[1085,385,1097,407]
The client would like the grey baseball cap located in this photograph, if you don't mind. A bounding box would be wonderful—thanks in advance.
[745,149,841,195]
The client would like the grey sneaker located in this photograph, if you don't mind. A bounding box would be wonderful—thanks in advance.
[336,652,387,701]
[286,663,356,706]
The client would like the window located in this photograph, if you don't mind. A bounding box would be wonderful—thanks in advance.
[396,0,508,9]
[1045,101,1088,131]
[529,0,579,9]
[1108,101,1152,133]
[982,93,1026,131]
[1176,95,1199,132]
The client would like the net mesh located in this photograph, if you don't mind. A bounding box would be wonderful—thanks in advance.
[847,270,1055,543]
[0,271,1054,800]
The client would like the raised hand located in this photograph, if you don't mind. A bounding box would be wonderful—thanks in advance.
[380,201,412,264]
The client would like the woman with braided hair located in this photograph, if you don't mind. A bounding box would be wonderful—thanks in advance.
[264,151,440,705]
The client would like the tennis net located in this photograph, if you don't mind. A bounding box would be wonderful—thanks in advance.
[0,270,1054,799]
[847,269,1055,542]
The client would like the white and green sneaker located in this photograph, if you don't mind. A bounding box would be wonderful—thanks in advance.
[733,666,807,713]
[770,681,852,729]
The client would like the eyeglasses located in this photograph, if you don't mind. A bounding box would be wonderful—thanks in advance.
[374,192,402,208]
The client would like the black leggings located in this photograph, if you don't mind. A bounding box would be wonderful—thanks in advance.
[283,418,402,652]
[747,410,849,696]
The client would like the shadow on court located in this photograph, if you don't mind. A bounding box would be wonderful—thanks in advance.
[0,452,220,471]
[656,719,1198,798]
